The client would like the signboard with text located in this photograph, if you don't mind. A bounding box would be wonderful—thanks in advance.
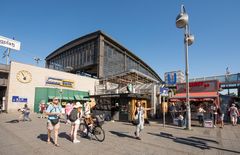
[0,36,21,50]
[160,88,169,96]
[12,96,28,103]
[46,77,74,88]
[176,80,219,93]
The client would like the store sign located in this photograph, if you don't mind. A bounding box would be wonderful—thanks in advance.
[12,96,28,103]
[0,36,21,50]
[46,77,74,88]
[176,80,219,93]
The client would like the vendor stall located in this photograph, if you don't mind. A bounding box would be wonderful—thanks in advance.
[169,80,220,127]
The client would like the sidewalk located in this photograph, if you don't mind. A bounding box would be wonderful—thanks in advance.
[0,113,240,155]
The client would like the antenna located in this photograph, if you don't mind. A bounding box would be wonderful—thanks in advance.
[34,57,42,66]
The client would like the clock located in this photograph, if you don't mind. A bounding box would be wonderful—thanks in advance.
[16,70,32,83]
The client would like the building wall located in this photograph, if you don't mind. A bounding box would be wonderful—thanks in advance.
[7,61,98,112]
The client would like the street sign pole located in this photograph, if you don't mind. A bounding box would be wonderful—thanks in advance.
[6,48,10,65]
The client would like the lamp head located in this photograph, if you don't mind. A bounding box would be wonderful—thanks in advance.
[187,34,194,46]
[176,5,189,28]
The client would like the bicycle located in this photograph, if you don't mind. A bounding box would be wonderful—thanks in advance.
[79,115,105,142]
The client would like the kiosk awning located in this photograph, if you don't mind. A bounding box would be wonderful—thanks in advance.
[68,96,74,100]
[62,96,69,100]
[170,92,218,102]
[74,95,81,100]
[48,96,55,100]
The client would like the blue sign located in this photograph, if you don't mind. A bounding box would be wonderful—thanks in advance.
[160,88,169,96]
[12,96,28,103]
[167,72,177,85]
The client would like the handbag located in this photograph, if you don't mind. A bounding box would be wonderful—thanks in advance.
[132,113,140,126]
[50,117,59,125]
[132,119,139,126]
[49,106,60,126]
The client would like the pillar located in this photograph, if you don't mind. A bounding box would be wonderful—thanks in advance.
[151,84,157,118]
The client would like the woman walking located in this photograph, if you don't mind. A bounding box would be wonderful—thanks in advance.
[133,101,152,140]
[45,97,62,147]
[70,102,83,143]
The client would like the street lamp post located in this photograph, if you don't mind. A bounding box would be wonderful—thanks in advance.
[176,5,194,130]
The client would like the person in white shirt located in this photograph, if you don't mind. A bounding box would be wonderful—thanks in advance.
[228,104,239,126]
[70,102,83,143]
[197,105,206,127]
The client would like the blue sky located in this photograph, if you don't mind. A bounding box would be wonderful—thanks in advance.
[1,0,240,80]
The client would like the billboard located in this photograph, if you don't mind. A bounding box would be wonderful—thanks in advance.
[0,36,21,50]
[176,80,219,93]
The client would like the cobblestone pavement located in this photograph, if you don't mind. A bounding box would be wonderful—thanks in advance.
[0,113,240,155]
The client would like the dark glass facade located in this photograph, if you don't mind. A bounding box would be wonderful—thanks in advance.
[45,31,161,82]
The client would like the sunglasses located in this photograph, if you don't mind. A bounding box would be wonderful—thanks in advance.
[53,99,59,101]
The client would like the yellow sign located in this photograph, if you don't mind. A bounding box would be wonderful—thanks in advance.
[46,77,74,88]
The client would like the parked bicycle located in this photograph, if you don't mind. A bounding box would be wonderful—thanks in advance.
[79,114,105,142]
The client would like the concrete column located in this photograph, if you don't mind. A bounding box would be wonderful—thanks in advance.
[98,35,105,78]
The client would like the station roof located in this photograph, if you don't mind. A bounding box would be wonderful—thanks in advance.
[102,69,159,85]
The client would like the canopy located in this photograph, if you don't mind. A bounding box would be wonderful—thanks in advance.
[62,96,69,100]
[68,96,74,100]
[170,92,219,103]
[74,95,81,100]
[48,96,55,100]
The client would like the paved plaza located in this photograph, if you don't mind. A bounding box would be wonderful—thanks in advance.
[0,113,240,155]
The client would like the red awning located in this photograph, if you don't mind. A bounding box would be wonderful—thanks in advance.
[169,92,218,102]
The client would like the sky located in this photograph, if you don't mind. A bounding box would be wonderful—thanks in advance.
[1,0,240,81]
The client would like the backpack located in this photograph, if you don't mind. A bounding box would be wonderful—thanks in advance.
[69,108,78,122]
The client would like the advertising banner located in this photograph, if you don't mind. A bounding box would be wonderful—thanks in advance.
[176,80,219,93]
[0,36,21,50]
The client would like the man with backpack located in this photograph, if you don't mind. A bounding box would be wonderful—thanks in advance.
[69,102,83,143]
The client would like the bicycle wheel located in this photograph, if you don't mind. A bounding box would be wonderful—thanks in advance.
[93,126,105,142]
[79,123,88,138]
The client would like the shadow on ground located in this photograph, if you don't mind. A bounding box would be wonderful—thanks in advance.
[37,134,54,144]
[5,119,19,123]
[59,132,72,142]
[148,132,240,154]
[109,131,136,139]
